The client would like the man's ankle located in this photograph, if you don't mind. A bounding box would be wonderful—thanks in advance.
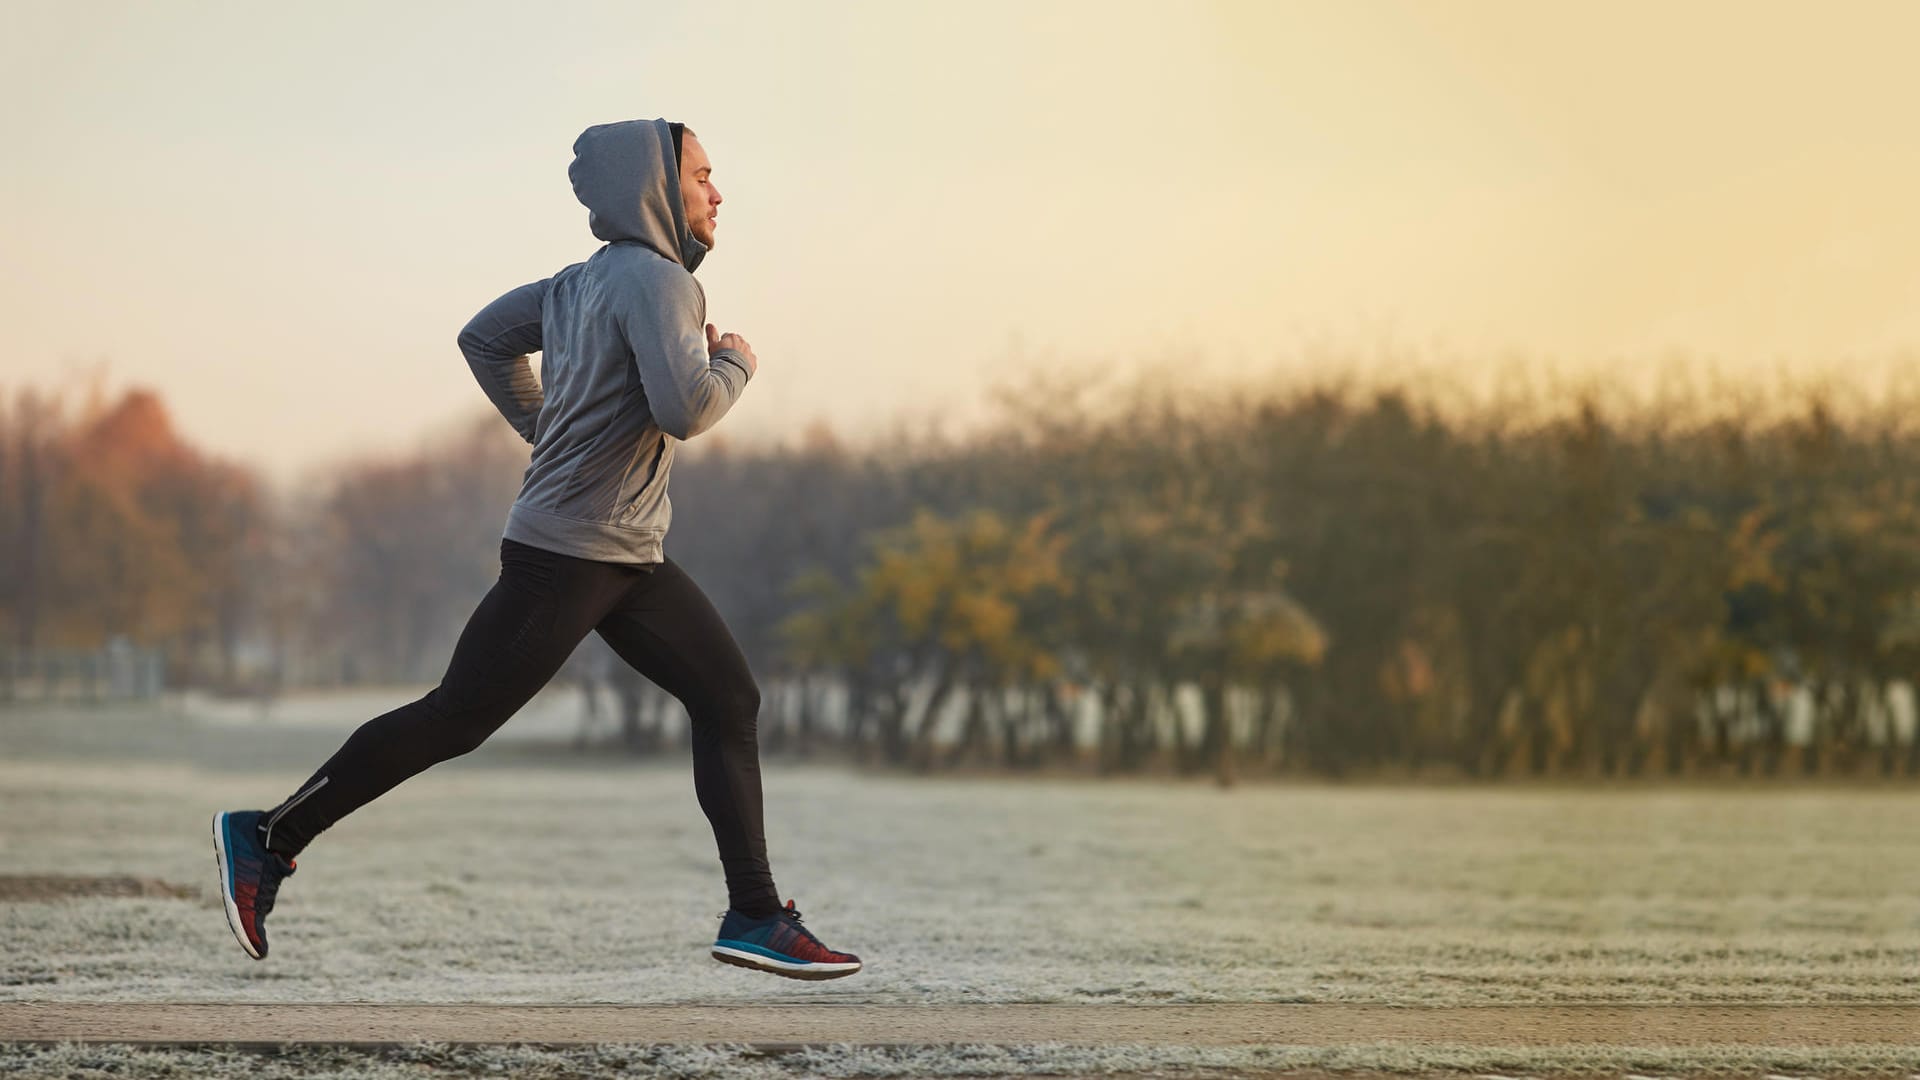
[255,821,298,860]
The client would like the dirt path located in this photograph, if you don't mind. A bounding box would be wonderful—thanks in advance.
[3,1003,1917,1049]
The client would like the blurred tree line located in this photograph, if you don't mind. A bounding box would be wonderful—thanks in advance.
[0,382,521,695]
[0,385,264,686]
[8,364,1920,781]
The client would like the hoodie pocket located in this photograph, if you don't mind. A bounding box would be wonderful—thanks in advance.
[615,438,673,528]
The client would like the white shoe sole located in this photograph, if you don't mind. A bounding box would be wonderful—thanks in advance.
[711,944,862,980]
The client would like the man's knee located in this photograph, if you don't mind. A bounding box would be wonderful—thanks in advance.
[421,686,511,760]
[724,676,762,724]
[694,674,760,736]
[440,723,497,760]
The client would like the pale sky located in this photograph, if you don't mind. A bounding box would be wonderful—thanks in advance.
[6,0,1920,482]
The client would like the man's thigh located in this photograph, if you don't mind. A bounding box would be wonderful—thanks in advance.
[439,540,638,707]
[593,558,755,712]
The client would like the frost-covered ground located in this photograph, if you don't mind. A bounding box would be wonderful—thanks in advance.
[2,694,1919,1010]
[5,1041,1920,1079]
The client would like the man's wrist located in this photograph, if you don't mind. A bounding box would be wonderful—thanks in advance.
[713,348,755,380]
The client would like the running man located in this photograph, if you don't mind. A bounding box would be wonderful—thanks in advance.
[211,118,862,981]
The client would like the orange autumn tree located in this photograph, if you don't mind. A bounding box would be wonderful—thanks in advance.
[2,384,269,685]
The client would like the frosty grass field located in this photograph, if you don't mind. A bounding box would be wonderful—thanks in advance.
[3,690,1919,1077]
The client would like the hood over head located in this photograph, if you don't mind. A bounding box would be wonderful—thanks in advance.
[569,118,707,272]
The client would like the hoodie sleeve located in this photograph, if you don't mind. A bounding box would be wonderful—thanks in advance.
[457,279,550,445]
[612,266,752,441]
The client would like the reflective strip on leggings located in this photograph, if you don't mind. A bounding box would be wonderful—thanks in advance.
[263,775,329,851]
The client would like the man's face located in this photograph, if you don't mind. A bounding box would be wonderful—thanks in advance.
[680,133,721,249]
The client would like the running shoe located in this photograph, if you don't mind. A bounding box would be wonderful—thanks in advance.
[711,899,862,980]
[211,809,297,960]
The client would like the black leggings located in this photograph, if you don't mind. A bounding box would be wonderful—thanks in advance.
[259,538,780,917]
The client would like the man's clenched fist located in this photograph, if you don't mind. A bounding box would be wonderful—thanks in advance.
[706,323,758,376]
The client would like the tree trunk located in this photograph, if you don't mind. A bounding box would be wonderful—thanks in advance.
[995,688,1025,769]
[945,683,990,769]
[1205,674,1235,788]
[1046,683,1075,761]
[14,428,46,654]
[1119,676,1155,772]
[1168,681,1198,775]
[1906,702,1920,776]
[913,665,961,771]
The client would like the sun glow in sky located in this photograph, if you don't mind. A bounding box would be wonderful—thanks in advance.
[6,0,1920,481]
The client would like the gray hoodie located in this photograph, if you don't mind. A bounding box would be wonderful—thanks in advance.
[456,117,753,565]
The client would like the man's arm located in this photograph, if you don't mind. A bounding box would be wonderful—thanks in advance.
[612,268,753,440]
[456,279,551,445]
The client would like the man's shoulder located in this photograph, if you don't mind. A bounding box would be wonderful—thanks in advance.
[589,243,694,287]
[576,244,702,323]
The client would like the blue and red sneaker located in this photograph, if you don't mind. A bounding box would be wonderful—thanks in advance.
[211,809,297,960]
[711,899,862,980]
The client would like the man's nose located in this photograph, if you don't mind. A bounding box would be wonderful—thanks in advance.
[711,186,723,206]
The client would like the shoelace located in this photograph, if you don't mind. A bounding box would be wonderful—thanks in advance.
[716,902,844,960]
[254,857,294,916]
[779,903,840,956]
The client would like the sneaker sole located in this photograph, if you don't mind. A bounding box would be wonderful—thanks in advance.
[210,812,264,961]
[711,945,862,980]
